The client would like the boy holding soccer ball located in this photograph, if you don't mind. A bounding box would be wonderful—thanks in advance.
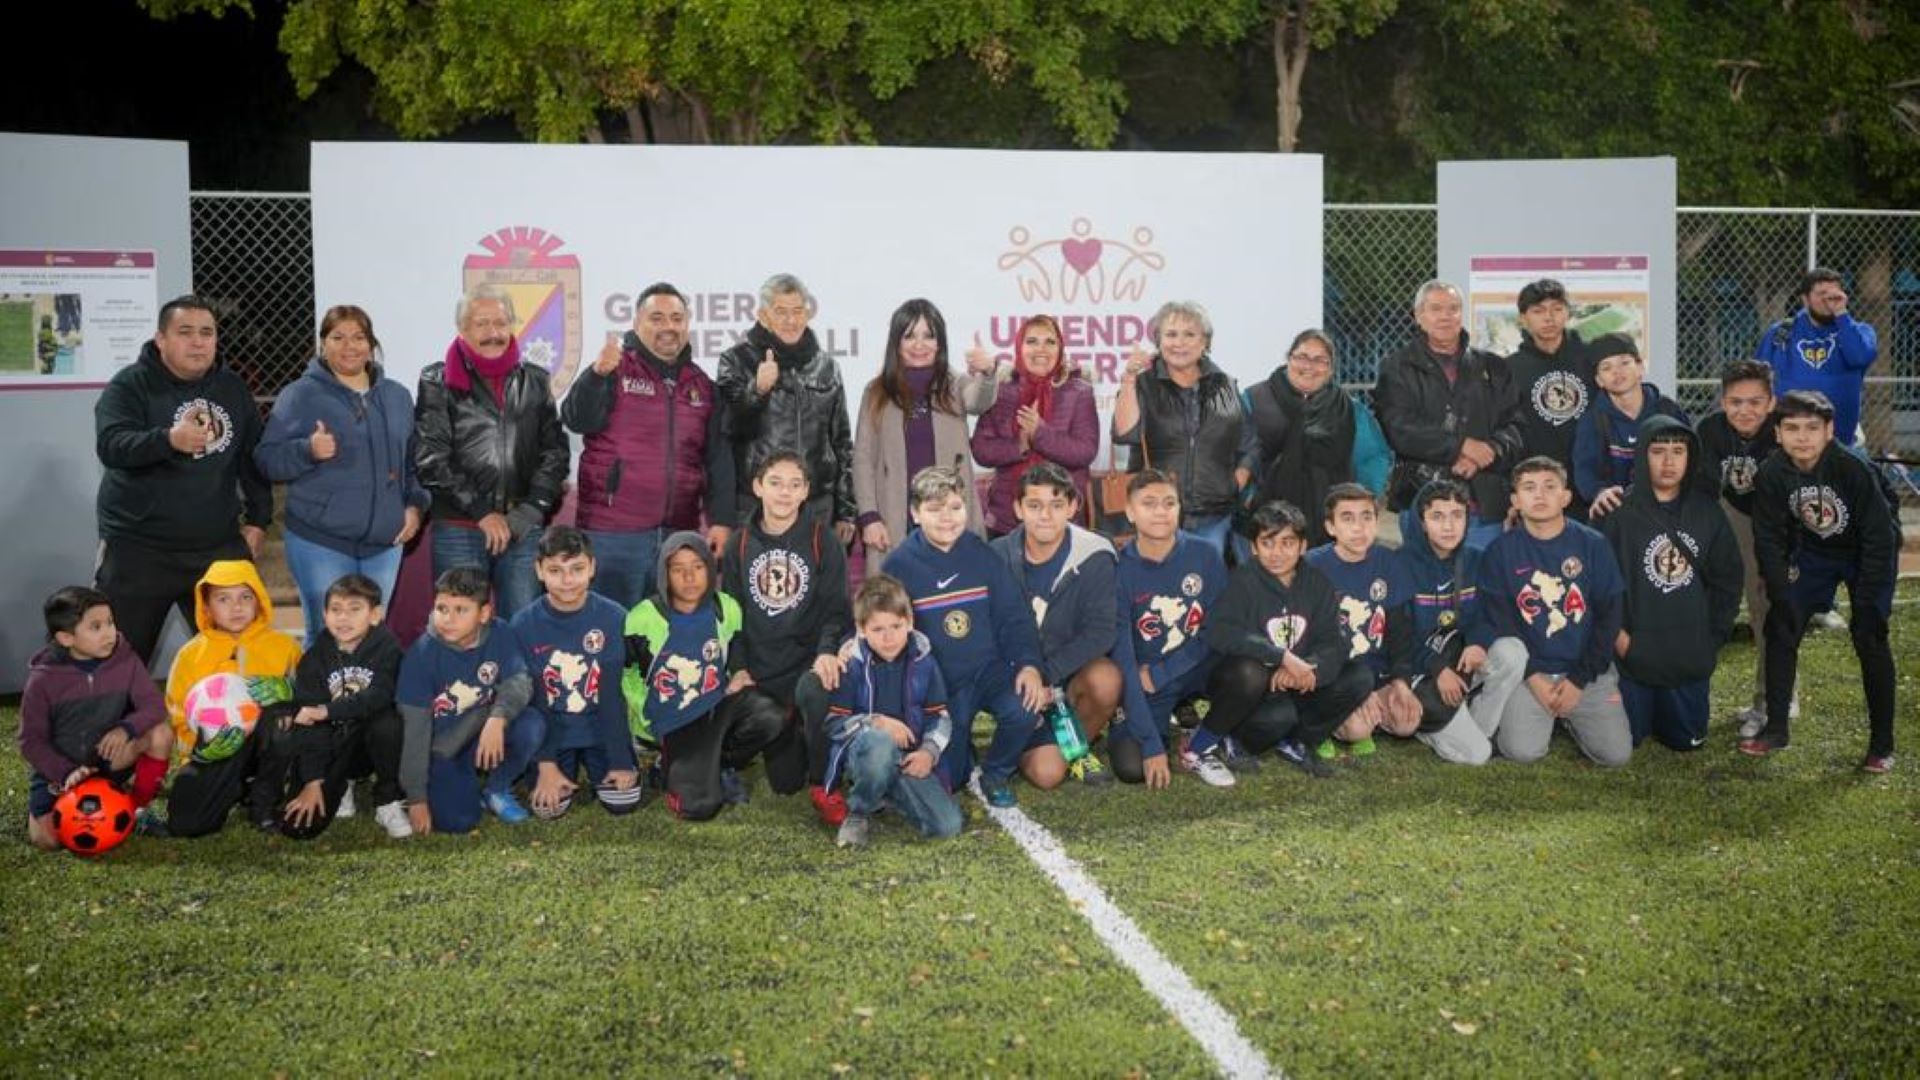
[20,586,173,849]
[163,560,303,837]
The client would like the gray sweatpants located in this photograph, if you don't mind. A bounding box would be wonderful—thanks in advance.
[1417,635,1529,766]
[1490,642,1632,767]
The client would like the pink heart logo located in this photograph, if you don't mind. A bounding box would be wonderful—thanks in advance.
[1062,237,1103,275]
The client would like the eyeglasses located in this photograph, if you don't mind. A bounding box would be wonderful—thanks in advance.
[1288,352,1333,368]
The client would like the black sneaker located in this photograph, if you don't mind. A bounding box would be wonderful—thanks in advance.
[1273,739,1337,778]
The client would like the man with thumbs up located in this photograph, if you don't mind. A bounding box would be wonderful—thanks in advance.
[561,282,736,609]
[95,295,272,666]
[716,274,857,547]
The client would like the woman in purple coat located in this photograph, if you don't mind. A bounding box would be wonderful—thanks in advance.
[970,314,1099,536]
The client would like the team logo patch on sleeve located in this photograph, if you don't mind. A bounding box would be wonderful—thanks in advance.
[1531,371,1588,426]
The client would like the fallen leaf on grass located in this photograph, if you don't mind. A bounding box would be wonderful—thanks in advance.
[1451,1020,1479,1036]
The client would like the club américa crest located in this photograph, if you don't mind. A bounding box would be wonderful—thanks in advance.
[463,226,583,398]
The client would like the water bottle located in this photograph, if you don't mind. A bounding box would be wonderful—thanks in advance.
[1047,688,1089,763]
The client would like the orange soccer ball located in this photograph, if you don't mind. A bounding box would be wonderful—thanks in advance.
[51,777,136,856]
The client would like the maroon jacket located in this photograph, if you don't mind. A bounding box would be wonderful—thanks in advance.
[561,336,737,532]
[18,638,165,783]
[971,372,1099,533]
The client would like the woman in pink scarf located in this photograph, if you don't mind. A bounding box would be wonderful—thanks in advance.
[970,315,1099,536]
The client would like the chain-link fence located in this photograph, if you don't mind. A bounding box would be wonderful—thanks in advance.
[189,193,1919,464]
[189,193,312,402]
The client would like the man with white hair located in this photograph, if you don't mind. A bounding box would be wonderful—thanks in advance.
[716,274,856,546]
[415,284,572,618]
[1374,279,1523,549]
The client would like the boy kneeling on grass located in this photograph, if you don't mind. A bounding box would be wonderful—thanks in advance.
[991,461,1158,790]
[1115,469,1226,789]
[395,567,544,835]
[824,574,964,848]
[1198,500,1372,782]
[164,560,302,837]
[511,527,642,821]
[720,451,852,827]
[883,464,1049,809]
[623,533,800,821]
[1395,479,1522,766]
[1474,457,1632,766]
[22,587,172,848]
[254,573,408,839]
[1598,417,1743,751]
[1305,483,1420,760]
[1743,390,1899,773]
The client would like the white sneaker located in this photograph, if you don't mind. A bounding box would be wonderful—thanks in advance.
[1180,744,1237,788]
[1735,708,1766,740]
[336,786,358,819]
[373,800,413,839]
[1813,610,1847,632]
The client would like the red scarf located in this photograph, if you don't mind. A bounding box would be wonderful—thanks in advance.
[1016,357,1061,470]
[445,335,521,406]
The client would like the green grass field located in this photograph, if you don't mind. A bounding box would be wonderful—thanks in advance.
[0,300,37,372]
[4,586,1916,1076]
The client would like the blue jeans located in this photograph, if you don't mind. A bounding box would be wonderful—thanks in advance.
[585,528,664,612]
[941,665,1043,789]
[426,707,546,834]
[1185,515,1232,561]
[283,530,404,646]
[431,521,544,621]
[842,728,962,839]
[1466,519,1506,551]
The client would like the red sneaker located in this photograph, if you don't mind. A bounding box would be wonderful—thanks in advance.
[810,785,848,826]
[1862,754,1895,775]
[1738,737,1786,757]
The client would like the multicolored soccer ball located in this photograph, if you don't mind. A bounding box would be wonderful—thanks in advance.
[183,672,261,758]
[51,777,136,856]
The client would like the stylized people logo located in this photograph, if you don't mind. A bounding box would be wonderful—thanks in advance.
[998,218,1165,304]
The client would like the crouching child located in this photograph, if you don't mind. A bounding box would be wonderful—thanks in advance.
[824,574,964,848]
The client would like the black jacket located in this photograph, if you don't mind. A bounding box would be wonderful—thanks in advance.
[1598,415,1743,687]
[414,356,570,526]
[720,503,852,689]
[1113,355,1251,520]
[94,342,271,550]
[715,326,856,526]
[1207,558,1350,678]
[1753,441,1899,603]
[1505,330,1596,473]
[1694,409,1778,518]
[1374,331,1523,522]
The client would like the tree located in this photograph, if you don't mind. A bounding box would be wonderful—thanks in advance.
[139,0,1244,149]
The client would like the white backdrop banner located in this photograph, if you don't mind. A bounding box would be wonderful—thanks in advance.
[312,143,1322,469]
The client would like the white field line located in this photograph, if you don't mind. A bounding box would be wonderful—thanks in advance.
[971,777,1278,1080]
